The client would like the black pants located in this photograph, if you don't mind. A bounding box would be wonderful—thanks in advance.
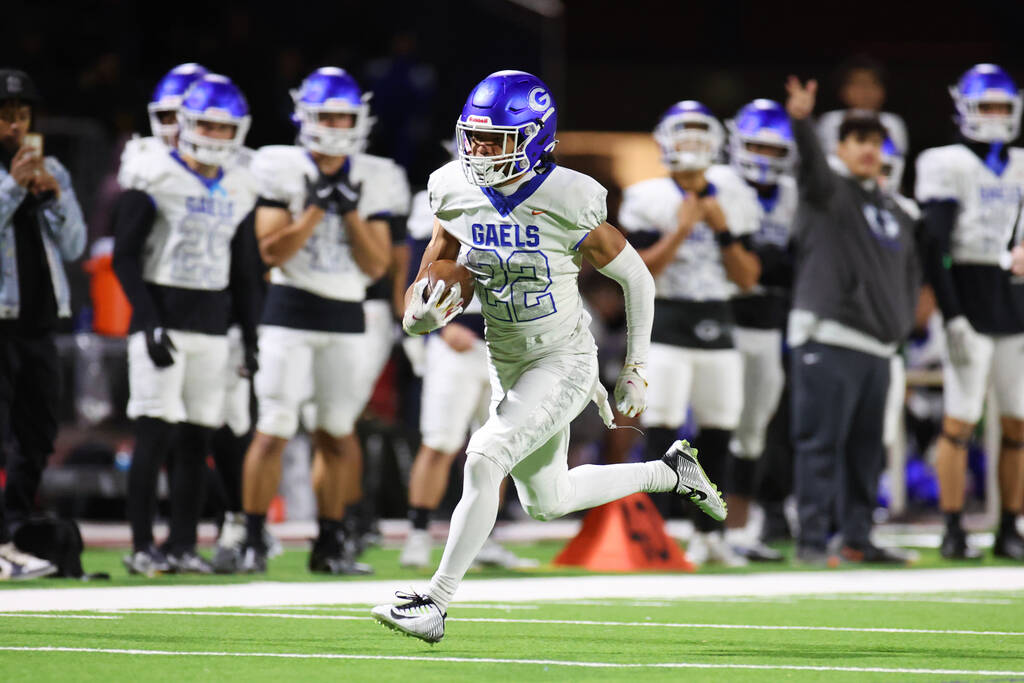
[791,342,889,551]
[0,332,61,542]
[757,365,793,505]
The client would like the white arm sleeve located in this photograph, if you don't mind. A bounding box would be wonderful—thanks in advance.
[597,242,655,367]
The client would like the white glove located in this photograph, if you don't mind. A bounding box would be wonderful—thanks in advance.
[402,278,464,336]
[613,363,648,418]
[945,316,977,367]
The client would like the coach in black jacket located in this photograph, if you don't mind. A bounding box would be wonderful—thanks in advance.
[784,77,920,565]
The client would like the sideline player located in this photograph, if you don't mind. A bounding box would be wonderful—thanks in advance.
[916,63,1024,560]
[619,100,760,567]
[372,70,726,643]
[240,67,407,574]
[113,74,260,574]
[724,99,797,562]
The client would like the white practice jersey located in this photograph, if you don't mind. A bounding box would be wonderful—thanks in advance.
[428,160,607,344]
[916,144,1024,265]
[118,143,258,291]
[252,145,410,301]
[619,165,760,300]
[749,174,798,251]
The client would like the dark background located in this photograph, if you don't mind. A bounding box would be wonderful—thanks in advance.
[3,0,1024,216]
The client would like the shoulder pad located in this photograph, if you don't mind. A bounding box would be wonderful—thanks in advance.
[251,145,312,204]
[116,138,176,191]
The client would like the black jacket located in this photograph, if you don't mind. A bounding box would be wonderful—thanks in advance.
[790,117,920,345]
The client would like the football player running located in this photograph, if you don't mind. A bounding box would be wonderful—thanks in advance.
[372,70,725,643]
[399,184,537,571]
[916,63,1024,560]
[240,67,408,575]
[113,74,261,575]
[724,99,797,562]
[618,100,760,567]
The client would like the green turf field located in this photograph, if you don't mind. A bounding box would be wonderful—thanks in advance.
[2,543,1024,681]
[3,591,1024,681]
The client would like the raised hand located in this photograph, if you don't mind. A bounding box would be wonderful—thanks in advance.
[785,75,818,120]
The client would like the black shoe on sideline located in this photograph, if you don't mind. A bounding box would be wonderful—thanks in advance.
[994,528,1024,560]
[940,528,982,560]
[840,542,912,565]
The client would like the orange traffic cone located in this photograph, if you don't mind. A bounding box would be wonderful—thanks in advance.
[553,492,694,572]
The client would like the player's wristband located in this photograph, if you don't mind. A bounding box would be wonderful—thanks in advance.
[715,230,736,248]
[697,182,717,198]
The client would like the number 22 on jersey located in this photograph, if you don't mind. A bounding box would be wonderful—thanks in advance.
[465,248,557,323]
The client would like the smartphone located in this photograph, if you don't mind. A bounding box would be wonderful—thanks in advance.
[23,133,43,158]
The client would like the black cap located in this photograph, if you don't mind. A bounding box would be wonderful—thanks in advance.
[0,69,40,104]
[838,111,888,142]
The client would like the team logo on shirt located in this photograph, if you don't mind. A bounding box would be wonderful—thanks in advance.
[862,204,901,248]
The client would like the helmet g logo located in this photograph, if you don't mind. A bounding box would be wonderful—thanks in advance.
[528,87,550,113]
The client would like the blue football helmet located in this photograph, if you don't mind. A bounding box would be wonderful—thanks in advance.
[148,63,208,144]
[176,74,250,166]
[879,137,904,193]
[654,100,723,171]
[950,63,1022,143]
[727,99,794,185]
[291,67,373,157]
[456,70,557,187]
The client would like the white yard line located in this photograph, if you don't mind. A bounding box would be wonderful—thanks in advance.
[104,609,1024,637]
[0,646,1021,677]
[0,614,121,620]
[267,604,539,612]
[3,567,1024,613]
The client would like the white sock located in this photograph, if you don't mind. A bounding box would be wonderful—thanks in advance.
[559,461,677,513]
[427,453,505,612]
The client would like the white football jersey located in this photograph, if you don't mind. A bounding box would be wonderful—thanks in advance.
[427,160,607,343]
[916,144,1024,265]
[619,165,760,300]
[252,145,411,301]
[749,174,798,250]
[119,143,258,291]
[410,189,484,317]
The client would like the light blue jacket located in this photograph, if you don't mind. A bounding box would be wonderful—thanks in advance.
[0,156,87,319]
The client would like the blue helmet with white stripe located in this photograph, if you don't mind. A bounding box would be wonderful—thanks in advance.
[291,67,373,157]
[728,99,794,184]
[456,70,558,187]
[654,100,724,171]
[176,74,250,166]
[950,63,1022,143]
[148,63,208,144]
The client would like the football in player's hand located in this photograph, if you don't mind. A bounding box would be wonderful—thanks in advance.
[425,259,475,309]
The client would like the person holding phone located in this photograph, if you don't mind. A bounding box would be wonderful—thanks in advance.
[0,68,86,580]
